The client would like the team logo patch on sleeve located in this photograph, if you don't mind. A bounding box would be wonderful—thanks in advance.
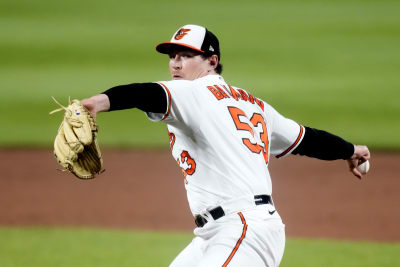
[174,28,191,40]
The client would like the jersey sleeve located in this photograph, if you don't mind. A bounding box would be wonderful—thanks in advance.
[145,80,201,129]
[266,102,305,158]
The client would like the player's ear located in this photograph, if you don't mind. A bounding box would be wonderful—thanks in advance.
[208,55,218,69]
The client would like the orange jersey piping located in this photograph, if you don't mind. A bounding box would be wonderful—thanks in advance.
[276,124,305,158]
[158,82,171,121]
[222,212,248,267]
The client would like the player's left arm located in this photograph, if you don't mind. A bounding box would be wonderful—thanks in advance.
[292,127,371,179]
[80,83,168,118]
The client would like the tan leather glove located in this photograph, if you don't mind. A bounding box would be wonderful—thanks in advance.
[51,98,104,179]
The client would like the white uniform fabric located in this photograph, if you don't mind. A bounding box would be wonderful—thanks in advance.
[146,74,304,266]
[170,209,285,267]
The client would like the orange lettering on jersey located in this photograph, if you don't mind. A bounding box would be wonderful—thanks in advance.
[237,89,248,101]
[207,86,224,100]
[242,138,262,154]
[180,150,197,176]
[207,85,264,111]
[221,85,232,98]
[228,107,255,137]
[168,131,176,151]
[228,86,240,101]
[228,107,269,165]
[214,85,229,99]
[255,98,264,111]
[248,93,255,104]
[250,113,269,164]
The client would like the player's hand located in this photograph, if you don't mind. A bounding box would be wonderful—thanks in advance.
[81,94,110,119]
[347,145,370,179]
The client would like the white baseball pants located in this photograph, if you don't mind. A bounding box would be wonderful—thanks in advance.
[169,207,285,267]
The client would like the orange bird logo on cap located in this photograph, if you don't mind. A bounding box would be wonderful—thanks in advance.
[174,28,191,40]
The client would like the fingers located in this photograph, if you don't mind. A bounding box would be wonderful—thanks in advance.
[348,145,371,180]
[347,158,363,180]
[354,145,370,160]
[80,94,110,118]
[351,167,362,180]
[81,98,97,118]
[364,149,371,160]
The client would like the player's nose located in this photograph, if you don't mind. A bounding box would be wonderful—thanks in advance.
[170,56,182,69]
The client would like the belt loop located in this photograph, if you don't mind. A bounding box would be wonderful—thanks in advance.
[195,215,207,227]
[209,206,225,219]
[254,194,273,205]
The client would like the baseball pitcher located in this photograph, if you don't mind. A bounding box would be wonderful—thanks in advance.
[79,25,370,266]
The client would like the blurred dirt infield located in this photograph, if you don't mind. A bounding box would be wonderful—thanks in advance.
[0,149,398,242]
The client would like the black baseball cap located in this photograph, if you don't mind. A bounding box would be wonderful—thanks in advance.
[156,24,220,59]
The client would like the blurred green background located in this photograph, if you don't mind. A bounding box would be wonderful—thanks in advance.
[1,0,399,149]
[1,1,399,266]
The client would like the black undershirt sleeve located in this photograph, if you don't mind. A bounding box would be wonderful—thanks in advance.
[102,83,167,113]
[292,126,354,160]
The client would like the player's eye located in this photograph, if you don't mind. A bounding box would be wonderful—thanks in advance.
[181,52,194,58]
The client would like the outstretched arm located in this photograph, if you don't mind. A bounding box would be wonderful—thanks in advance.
[292,126,370,179]
[81,83,167,118]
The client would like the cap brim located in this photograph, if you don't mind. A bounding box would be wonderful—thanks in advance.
[156,42,204,54]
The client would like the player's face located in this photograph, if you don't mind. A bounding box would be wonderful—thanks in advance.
[169,49,211,80]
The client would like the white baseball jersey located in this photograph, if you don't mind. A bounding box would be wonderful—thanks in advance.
[147,74,304,216]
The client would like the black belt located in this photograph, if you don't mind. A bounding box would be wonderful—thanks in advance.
[194,195,273,227]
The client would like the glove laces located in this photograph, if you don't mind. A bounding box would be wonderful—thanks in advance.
[49,96,72,115]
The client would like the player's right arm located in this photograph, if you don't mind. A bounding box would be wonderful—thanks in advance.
[292,127,371,178]
[346,145,370,179]
[266,102,370,179]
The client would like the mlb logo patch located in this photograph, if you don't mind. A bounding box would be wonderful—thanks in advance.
[74,109,81,115]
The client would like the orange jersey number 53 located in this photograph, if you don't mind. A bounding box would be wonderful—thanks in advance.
[228,106,269,164]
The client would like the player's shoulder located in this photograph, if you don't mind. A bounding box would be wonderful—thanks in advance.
[197,74,225,83]
[157,75,224,93]
[157,79,193,90]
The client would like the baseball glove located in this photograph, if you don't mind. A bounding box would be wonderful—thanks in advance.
[50,97,104,179]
